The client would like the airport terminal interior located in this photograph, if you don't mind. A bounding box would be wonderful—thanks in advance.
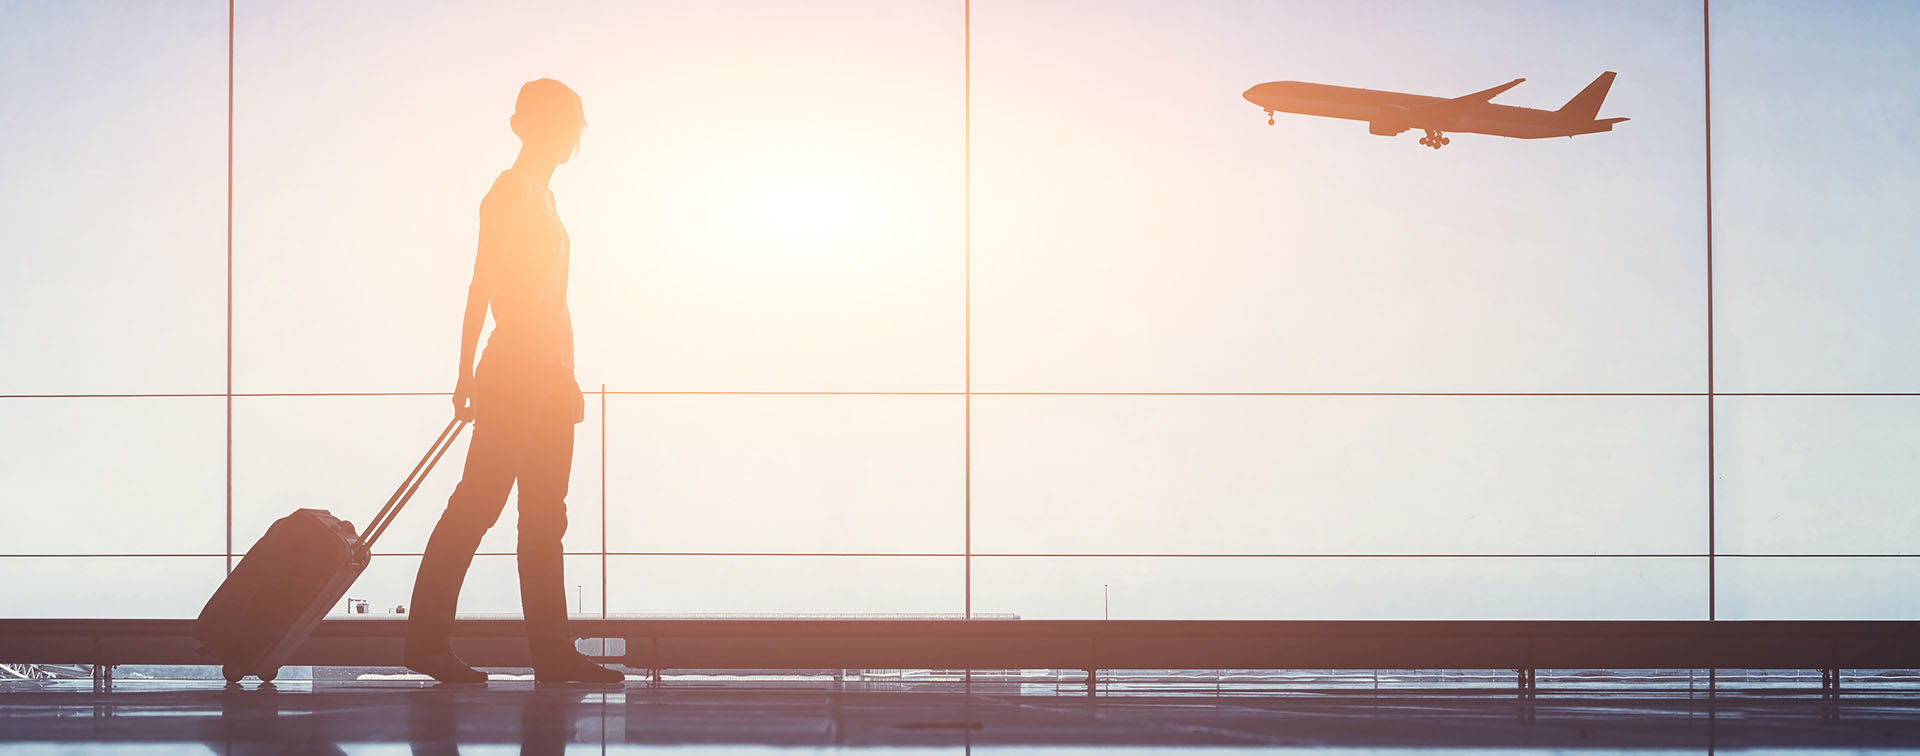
[9,0,1920,752]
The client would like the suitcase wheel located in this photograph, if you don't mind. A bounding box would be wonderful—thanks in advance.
[222,664,247,684]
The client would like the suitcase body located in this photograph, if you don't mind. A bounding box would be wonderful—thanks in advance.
[194,419,467,683]
[195,509,369,682]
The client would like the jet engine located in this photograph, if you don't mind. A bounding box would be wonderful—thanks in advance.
[1369,105,1412,136]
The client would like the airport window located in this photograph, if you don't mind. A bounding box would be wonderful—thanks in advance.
[6,0,1920,628]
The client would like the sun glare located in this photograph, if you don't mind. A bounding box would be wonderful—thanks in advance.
[761,180,860,236]
[671,154,906,256]
[744,159,897,247]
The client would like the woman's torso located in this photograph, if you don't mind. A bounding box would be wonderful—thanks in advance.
[480,168,574,372]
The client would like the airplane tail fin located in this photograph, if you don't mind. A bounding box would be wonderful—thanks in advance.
[1556,71,1617,124]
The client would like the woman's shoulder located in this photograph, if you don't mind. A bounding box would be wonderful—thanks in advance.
[481,169,535,210]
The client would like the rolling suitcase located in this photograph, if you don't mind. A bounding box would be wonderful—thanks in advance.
[196,418,469,683]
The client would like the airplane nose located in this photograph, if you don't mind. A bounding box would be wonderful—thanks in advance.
[1242,82,1282,104]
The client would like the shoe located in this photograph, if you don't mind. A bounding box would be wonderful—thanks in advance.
[533,653,625,684]
[404,645,488,684]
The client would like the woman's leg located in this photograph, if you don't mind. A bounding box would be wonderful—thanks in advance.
[515,372,620,682]
[406,364,541,663]
[513,379,575,667]
[405,419,523,652]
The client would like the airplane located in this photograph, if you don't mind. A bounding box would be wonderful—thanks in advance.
[1242,72,1626,149]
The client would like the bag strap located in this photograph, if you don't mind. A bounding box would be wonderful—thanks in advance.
[359,418,469,550]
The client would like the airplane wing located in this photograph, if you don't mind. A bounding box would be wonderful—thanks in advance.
[1415,78,1525,117]
[1451,77,1525,104]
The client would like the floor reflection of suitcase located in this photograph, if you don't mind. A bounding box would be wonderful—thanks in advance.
[195,419,468,683]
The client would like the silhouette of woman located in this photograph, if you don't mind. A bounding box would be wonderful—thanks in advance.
[404,79,620,684]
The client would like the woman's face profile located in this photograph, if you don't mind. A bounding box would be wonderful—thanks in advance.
[553,122,584,164]
[512,115,584,164]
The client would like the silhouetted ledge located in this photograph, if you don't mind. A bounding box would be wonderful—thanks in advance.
[5,619,1920,671]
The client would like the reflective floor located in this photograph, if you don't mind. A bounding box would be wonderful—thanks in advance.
[5,678,1920,753]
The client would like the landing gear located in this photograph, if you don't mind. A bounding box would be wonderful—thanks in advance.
[1265,110,1275,126]
[1417,128,1451,149]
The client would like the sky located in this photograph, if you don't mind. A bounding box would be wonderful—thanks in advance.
[2,0,1919,622]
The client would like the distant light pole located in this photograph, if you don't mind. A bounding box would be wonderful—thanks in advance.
[1104,584,1110,620]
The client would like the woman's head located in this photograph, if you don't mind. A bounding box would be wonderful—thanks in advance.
[510,78,586,164]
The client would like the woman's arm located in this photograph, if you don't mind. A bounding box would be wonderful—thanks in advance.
[451,277,491,420]
[452,182,517,419]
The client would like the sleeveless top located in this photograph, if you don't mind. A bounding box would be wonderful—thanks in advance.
[476,168,573,371]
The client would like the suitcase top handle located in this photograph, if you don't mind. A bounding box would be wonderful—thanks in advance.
[360,418,470,550]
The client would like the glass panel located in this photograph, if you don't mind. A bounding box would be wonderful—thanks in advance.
[0,557,226,619]
[1716,397,1920,555]
[1717,557,1920,620]
[606,556,962,616]
[973,556,1707,620]
[971,0,1706,392]
[972,396,1705,555]
[231,395,603,559]
[0,3,226,394]
[604,395,963,554]
[233,0,963,394]
[1712,3,1920,392]
[343,555,603,619]
[0,398,224,555]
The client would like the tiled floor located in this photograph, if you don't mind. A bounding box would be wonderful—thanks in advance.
[4,678,1920,753]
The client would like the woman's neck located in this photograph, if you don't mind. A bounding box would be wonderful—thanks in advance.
[511,149,559,187]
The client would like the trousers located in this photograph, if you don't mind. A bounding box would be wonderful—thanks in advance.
[407,356,584,665]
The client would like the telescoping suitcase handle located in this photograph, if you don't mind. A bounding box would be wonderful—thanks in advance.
[359,418,470,550]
